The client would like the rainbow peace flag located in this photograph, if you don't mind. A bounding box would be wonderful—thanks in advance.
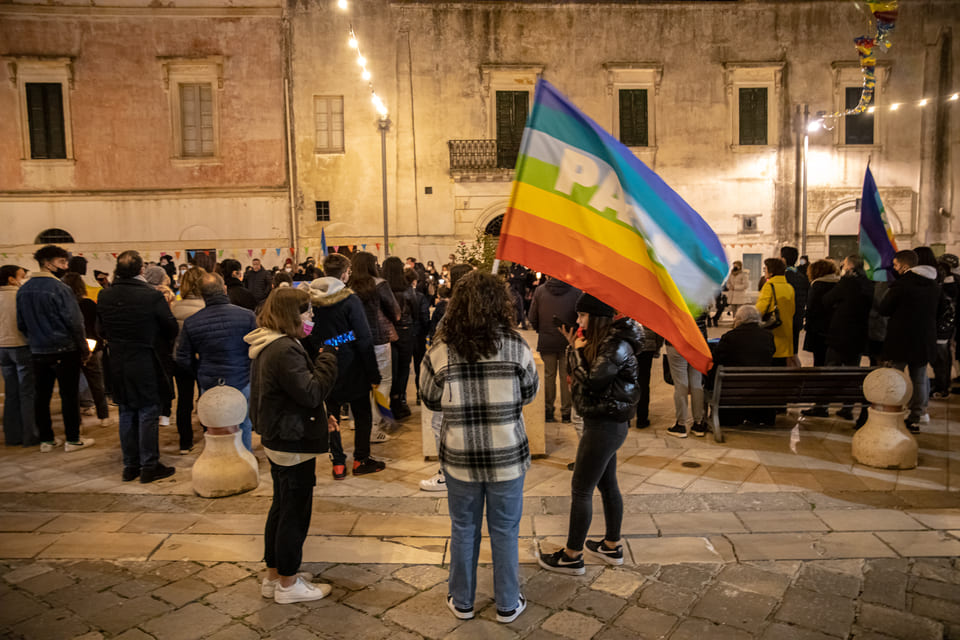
[858,166,898,281]
[497,79,727,374]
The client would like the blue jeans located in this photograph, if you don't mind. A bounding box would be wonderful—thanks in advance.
[0,346,38,446]
[118,403,161,470]
[200,383,252,451]
[446,473,524,612]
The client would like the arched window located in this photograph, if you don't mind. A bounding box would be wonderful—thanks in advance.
[35,228,74,244]
[484,214,504,238]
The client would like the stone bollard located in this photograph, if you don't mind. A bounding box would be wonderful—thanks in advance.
[851,367,917,470]
[192,385,259,498]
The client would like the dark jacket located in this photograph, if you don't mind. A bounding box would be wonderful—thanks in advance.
[97,278,179,407]
[880,267,940,366]
[566,317,641,422]
[225,275,257,311]
[303,278,380,402]
[393,286,419,332]
[785,267,810,321]
[243,268,273,303]
[176,292,257,391]
[78,297,103,351]
[16,271,88,355]
[712,322,776,369]
[357,278,400,345]
[247,329,338,453]
[802,275,840,354]
[429,299,448,339]
[528,277,580,354]
[823,270,874,356]
[413,290,431,340]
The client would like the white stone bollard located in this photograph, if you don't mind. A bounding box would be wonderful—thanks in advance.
[851,367,917,470]
[192,385,259,498]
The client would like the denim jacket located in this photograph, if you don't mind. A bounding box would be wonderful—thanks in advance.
[16,271,87,355]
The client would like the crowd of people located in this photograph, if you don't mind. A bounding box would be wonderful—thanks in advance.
[1,241,958,617]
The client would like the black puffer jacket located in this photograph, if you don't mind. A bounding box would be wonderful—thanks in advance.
[246,329,338,454]
[566,317,642,422]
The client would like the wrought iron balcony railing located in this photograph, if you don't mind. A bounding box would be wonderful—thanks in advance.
[448,139,519,172]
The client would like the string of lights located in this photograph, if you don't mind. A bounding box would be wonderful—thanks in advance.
[812,90,959,132]
[336,1,388,118]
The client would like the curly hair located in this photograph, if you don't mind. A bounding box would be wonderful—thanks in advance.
[436,270,516,362]
[806,259,837,281]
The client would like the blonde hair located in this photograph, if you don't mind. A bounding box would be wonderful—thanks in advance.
[178,267,207,299]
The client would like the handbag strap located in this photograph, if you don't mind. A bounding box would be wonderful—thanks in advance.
[767,283,778,312]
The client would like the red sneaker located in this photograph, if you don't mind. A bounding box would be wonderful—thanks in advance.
[332,464,347,480]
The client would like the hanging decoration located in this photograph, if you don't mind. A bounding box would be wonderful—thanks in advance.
[829,1,899,121]
[175,251,181,260]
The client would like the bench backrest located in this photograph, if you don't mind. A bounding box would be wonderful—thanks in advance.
[712,366,876,408]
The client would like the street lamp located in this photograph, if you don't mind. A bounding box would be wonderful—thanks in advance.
[378,115,391,256]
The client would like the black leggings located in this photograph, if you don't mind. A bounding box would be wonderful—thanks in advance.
[566,419,628,552]
[264,458,316,576]
[325,395,374,463]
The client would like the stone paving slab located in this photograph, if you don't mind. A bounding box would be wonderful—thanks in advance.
[727,532,897,561]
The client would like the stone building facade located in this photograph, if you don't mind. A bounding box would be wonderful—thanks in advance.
[0,0,289,274]
[1,0,957,273]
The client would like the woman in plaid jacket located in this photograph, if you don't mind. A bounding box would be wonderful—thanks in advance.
[420,270,539,625]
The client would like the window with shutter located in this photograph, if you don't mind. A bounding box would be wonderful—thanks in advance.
[618,89,648,147]
[844,86,874,145]
[495,91,528,169]
[314,96,345,153]
[25,82,67,159]
[738,88,767,146]
[180,83,215,157]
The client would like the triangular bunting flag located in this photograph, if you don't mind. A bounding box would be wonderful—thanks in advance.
[175,251,181,260]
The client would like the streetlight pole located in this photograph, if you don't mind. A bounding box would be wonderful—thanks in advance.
[801,103,809,257]
[378,115,391,257]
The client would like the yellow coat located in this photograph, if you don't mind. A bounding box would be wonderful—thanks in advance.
[756,275,796,358]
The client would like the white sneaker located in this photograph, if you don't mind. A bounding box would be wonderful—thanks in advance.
[274,576,331,604]
[100,417,115,427]
[64,438,95,452]
[159,415,170,426]
[919,413,930,424]
[261,571,314,598]
[370,427,394,444]
[420,470,447,492]
[40,438,63,453]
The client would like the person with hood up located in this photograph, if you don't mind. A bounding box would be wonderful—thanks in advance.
[528,275,581,424]
[799,259,840,417]
[538,293,640,575]
[880,249,940,432]
[303,253,384,479]
[245,287,338,604]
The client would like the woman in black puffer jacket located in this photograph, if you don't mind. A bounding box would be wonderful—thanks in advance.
[538,293,640,575]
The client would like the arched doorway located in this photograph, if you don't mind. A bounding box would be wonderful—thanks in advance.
[484,214,504,237]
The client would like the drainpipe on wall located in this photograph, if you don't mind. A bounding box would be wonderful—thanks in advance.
[284,77,298,257]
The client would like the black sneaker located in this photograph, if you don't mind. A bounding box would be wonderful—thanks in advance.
[801,407,830,417]
[140,463,175,484]
[905,420,920,434]
[691,422,708,438]
[545,413,556,423]
[666,423,688,439]
[836,408,855,420]
[353,458,386,475]
[446,595,474,620]
[584,540,624,565]
[122,466,140,482]
[496,594,526,623]
[538,548,585,575]
[636,419,650,429]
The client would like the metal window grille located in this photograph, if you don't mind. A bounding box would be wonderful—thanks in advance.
[35,228,74,244]
[315,201,330,222]
[496,91,528,169]
[448,140,498,170]
[844,87,875,145]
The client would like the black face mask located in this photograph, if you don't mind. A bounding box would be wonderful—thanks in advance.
[52,267,68,279]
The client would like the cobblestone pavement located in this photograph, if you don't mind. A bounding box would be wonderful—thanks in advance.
[1,329,959,638]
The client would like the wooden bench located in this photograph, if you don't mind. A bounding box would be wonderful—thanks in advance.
[708,366,876,442]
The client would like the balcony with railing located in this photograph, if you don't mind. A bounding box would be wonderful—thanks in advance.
[447,139,518,181]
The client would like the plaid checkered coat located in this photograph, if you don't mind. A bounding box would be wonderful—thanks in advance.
[420,331,539,483]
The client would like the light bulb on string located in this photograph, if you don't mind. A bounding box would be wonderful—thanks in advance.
[951,93,959,101]
[890,103,900,110]
[918,98,928,107]
[806,119,823,133]
[356,55,366,67]
[867,106,876,113]
[337,0,347,9]
[348,36,358,49]
[362,69,371,81]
